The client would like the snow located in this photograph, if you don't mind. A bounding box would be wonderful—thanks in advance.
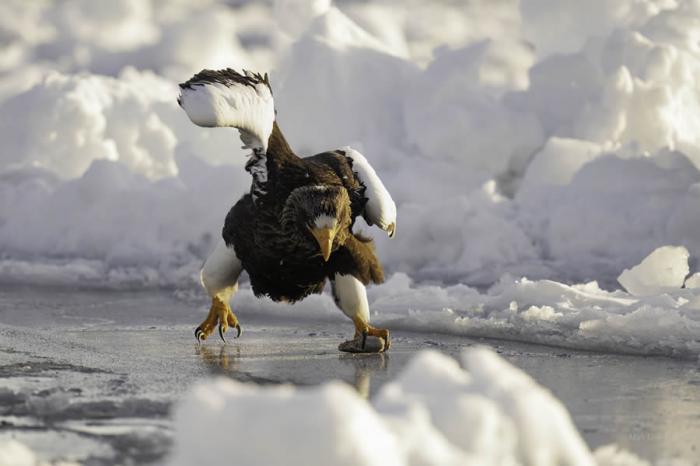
[0,440,36,466]
[171,380,399,466]
[169,348,646,466]
[367,272,700,359]
[2,1,700,360]
[0,439,79,466]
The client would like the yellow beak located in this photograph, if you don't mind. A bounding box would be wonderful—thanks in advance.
[310,227,335,262]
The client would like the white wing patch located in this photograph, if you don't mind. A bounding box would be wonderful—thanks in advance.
[178,71,275,152]
[341,147,397,237]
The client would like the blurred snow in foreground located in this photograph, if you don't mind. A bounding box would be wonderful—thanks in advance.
[0,439,78,466]
[168,348,647,466]
[1,0,700,358]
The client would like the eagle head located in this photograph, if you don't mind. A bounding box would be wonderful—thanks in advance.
[284,185,351,261]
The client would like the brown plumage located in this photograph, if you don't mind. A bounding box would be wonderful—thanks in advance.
[223,123,384,302]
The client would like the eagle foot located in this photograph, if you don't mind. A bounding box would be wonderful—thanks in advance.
[339,323,390,353]
[195,296,242,343]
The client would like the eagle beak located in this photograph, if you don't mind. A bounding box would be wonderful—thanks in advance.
[310,227,335,262]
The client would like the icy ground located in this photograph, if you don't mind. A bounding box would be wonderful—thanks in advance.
[0,286,699,465]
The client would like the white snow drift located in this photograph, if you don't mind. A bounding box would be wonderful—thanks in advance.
[0,439,79,466]
[169,348,644,466]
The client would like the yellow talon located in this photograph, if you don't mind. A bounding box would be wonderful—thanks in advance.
[195,296,242,343]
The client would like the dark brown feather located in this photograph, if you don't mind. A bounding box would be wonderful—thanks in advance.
[223,123,383,302]
[178,68,272,94]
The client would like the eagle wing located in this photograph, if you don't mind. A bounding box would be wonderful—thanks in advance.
[340,147,397,238]
[178,68,275,153]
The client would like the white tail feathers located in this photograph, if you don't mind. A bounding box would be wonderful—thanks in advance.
[178,69,275,152]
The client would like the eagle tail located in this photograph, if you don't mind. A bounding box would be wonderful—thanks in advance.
[178,68,275,152]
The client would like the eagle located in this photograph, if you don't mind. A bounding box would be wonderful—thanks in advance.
[178,68,396,353]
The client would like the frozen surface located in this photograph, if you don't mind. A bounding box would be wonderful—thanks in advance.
[1,288,699,465]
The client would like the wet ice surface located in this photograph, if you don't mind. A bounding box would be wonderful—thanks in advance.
[0,286,699,465]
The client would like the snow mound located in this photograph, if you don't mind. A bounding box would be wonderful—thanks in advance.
[0,440,36,466]
[374,349,594,466]
[0,439,79,466]
[170,348,645,466]
[0,68,248,179]
[276,6,416,156]
[517,151,700,283]
[618,246,690,296]
[0,0,264,80]
[170,379,399,466]
[404,41,542,178]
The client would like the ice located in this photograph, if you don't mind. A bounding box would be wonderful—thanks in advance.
[684,272,700,289]
[618,246,690,296]
[169,348,649,466]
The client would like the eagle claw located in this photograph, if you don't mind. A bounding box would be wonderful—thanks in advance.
[195,297,242,344]
[217,323,242,343]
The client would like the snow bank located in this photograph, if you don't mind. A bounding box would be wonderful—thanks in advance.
[368,271,700,359]
[517,150,700,283]
[0,0,268,80]
[0,156,248,287]
[170,348,643,466]
[0,68,245,179]
[275,6,417,156]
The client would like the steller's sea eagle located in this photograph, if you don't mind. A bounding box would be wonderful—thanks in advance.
[178,68,396,352]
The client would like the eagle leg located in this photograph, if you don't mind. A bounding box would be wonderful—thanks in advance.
[195,296,242,343]
[333,274,390,353]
